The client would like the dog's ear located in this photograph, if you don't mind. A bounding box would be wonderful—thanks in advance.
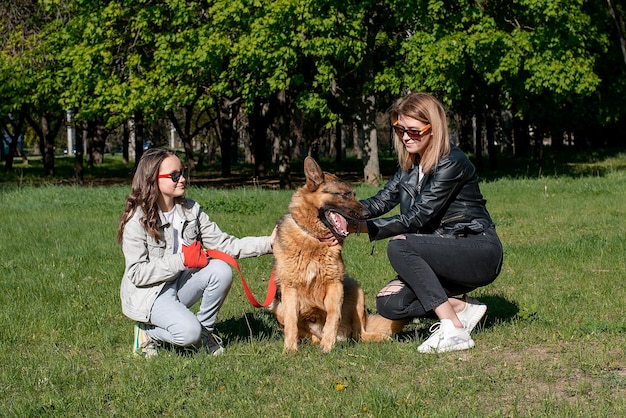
[304,156,325,191]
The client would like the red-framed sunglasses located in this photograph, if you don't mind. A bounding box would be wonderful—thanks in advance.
[158,167,188,183]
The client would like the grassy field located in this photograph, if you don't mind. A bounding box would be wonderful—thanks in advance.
[1,154,625,416]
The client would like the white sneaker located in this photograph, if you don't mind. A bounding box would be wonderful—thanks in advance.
[133,322,159,358]
[457,297,487,334]
[417,319,475,353]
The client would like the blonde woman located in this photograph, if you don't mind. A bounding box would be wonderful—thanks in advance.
[349,92,503,353]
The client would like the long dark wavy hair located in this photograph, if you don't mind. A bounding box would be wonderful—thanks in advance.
[116,148,186,244]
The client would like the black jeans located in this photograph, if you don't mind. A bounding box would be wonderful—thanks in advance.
[376,227,503,320]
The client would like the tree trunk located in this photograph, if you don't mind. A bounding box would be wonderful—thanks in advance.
[86,121,94,170]
[334,123,343,164]
[169,106,196,171]
[551,127,564,152]
[2,109,26,172]
[457,94,474,153]
[134,111,145,167]
[533,127,544,165]
[92,124,108,165]
[352,122,362,159]
[607,0,626,66]
[362,95,380,185]
[122,122,129,165]
[272,91,292,189]
[26,111,63,177]
[513,115,530,158]
[290,109,304,160]
[74,122,85,185]
[473,113,484,171]
[43,116,55,177]
[215,96,240,177]
[486,110,498,170]
[249,99,271,179]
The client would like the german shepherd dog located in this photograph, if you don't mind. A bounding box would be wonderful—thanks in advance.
[270,157,407,353]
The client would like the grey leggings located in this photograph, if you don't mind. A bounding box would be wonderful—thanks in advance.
[144,259,233,346]
[376,227,503,320]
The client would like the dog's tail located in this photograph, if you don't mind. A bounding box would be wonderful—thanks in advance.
[361,314,409,342]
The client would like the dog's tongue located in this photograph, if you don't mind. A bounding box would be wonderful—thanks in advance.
[330,211,348,235]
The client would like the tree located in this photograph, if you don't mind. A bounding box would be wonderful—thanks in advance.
[607,0,626,66]
[3,0,625,183]
[0,2,31,171]
[55,1,216,169]
[17,3,68,176]
[400,0,606,161]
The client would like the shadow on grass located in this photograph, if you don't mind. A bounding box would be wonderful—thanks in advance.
[480,295,519,328]
[218,310,282,345]
[154,310,280,356]
[477,147,626,181]
[157,295,519,356]
[395,294,519,342]
[216,295,519,348]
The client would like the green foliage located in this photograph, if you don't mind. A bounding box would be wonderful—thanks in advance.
[54,0,225,126]
[1,0,625,171]
[400,0,607,114]
[0,3,65,115]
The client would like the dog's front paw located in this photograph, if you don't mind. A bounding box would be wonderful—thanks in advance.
[283,346,298,354]
[283,341,299,354]
[320,338,336,354]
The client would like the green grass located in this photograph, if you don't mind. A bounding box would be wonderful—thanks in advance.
[1,164,625,416]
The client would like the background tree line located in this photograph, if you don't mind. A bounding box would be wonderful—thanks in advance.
[1,0,625,186]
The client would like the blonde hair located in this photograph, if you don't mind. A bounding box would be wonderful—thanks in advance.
[116,148,186,244]
[390,92,450,173]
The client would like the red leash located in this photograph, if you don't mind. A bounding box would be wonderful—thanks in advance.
[205,249,277,308]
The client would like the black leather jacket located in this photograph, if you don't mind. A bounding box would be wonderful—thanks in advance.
[361,145,495,241]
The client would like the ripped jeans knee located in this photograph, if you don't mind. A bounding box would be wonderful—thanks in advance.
[376,278,405,298]
[375,278,421,320]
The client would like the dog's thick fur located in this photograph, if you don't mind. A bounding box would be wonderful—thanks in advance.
[270,157,407,353]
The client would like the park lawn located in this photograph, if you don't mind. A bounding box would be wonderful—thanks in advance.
[0,168,625,416]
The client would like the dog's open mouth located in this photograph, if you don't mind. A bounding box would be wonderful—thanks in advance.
[323,211,349,238]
